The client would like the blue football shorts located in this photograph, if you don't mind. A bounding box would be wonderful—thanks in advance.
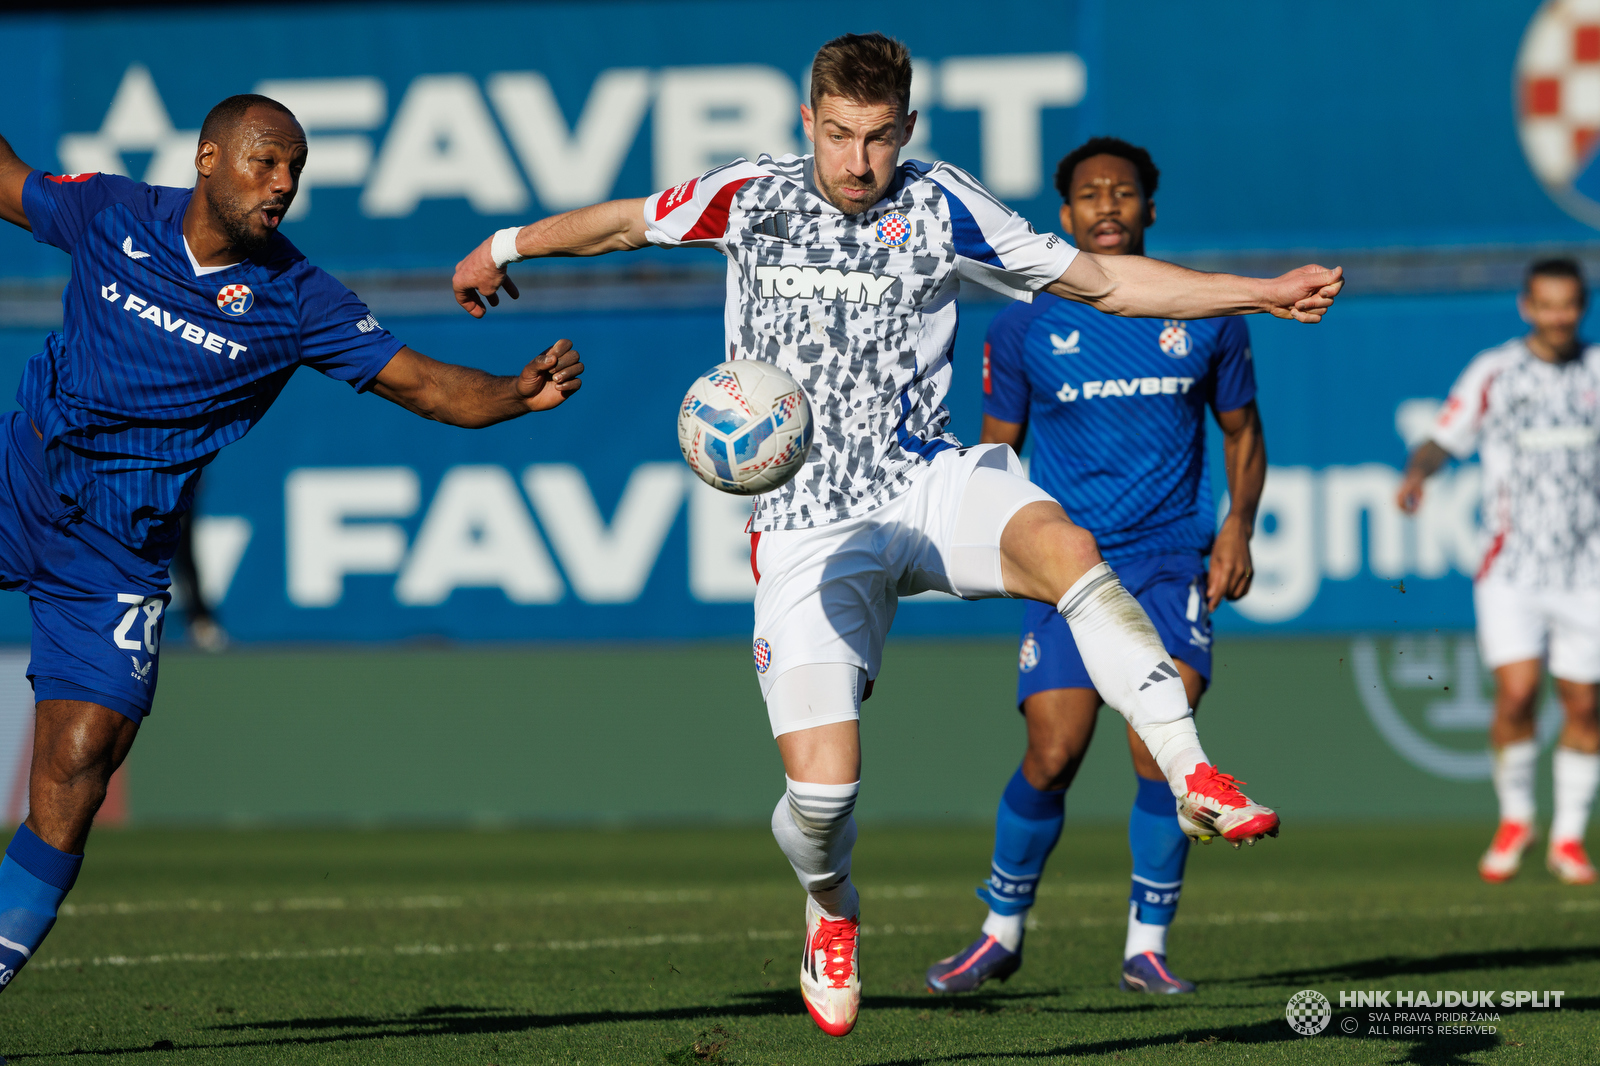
[0,411,171,724]
[1016,551,1213,707]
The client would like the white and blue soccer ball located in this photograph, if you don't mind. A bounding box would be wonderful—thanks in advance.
[678,360,813,495]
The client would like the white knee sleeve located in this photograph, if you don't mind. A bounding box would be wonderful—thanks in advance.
[1058,563,1208,791]
[763,662,867,738]
[772,777,860,918]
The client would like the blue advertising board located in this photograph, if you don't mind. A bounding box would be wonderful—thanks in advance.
[0,0,1594,280]
[0,287,1537,644]
[0,0,1589,643]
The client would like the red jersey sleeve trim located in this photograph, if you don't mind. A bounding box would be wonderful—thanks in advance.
[680,177,753,243]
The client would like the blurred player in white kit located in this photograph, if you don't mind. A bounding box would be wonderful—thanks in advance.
[1398,258,1600,885]
[453,34,1342,1035]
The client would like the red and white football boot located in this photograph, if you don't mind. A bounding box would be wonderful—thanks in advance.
[1547,838,1598,885]
[799,897,860,1037]
[1176,764,1280,847]
[1478,821,1535,883]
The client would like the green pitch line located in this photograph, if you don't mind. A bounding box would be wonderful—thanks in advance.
[135,638,1506,823]
[1,823,1594,1063]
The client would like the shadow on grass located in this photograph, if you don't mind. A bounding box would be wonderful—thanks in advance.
[19,992,1546,1063]
[854,1012,1500,1066]
[1225,944,1600,987]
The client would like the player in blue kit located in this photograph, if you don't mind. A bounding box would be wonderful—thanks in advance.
[0,94,583,998]
[927,138,1265,995]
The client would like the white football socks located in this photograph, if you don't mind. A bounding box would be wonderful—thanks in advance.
[1552,746,1600,843]
[1492,739,1538,826]
[981,909,1026,953]
[1058,563,1208,791]
[1124,903,1169,960]
[771,777,860,919]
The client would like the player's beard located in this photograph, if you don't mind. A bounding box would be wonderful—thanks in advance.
[814,168,888,216]
[215,193,288,257]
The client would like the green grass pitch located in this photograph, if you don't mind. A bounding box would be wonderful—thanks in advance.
[1,822,1595,1063]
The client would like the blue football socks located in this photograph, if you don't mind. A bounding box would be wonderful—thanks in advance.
[0,825,83,990]
[980,767,1066,921]
[1128,774,1190,928]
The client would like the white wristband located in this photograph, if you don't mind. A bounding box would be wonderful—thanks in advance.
[490,226,524,268]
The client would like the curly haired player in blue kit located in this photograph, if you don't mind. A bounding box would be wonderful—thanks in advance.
[0,94,583,1004]
[926,138,1266,995]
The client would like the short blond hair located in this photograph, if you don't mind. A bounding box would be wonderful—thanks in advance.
[810,33,912,115]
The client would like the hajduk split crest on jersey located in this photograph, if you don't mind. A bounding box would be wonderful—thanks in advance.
[645,154,1077,532]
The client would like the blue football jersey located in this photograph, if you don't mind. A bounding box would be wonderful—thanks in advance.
[19,171,404,551]
[983,293,1255,565]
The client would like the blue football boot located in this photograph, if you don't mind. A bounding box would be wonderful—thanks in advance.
[926,934,1021,993]
[1120,951,1196,993]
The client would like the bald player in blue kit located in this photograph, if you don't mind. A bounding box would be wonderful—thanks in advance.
[927,138,1267,995]
[0,94,584,1003]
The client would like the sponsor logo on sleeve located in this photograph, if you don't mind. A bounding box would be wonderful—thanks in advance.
[656,177,698,219]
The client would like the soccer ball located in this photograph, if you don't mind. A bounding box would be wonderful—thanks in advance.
[678,360,813,495]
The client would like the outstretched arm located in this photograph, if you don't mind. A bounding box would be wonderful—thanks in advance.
[1396,440,1450,514]
[0,132,33,231]
[452,198,649,318]
[370,339,584,428]
[1049,254,1344,323]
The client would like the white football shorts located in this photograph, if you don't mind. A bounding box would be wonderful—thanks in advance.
[752,443,1056,735]
[1473,576,1600,682]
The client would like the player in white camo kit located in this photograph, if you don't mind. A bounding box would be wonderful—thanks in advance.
[1398,258,1600,887]
[453,34,1342,1036]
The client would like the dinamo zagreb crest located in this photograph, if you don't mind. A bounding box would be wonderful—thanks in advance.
[1518,0,1600,227]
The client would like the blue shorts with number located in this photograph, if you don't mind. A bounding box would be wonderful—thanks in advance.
[0,412,170,724]
[1016,551,1212,707]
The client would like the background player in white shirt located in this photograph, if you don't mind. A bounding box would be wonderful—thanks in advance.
[1398,259,1600,886]
[453,33,1342,1036]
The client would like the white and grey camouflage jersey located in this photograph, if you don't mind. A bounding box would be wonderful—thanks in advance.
[1430,337,1600,588]
[644,154,1076,531]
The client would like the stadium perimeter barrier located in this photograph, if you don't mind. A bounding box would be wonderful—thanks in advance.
[0,0,1593,821]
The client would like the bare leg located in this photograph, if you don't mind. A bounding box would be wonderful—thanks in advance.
[1551,679,1600,867]
[0,700,136,994]
[28,700,139,853]
[776,720,860,785]
[1553,679,1600,754]
[1489,660,1543,749]
[1019,688,1101,791]
[999,502,1208,793]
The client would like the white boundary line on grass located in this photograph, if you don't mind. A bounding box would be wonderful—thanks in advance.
[32,899,1599,973]
[56,884,1118,920]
